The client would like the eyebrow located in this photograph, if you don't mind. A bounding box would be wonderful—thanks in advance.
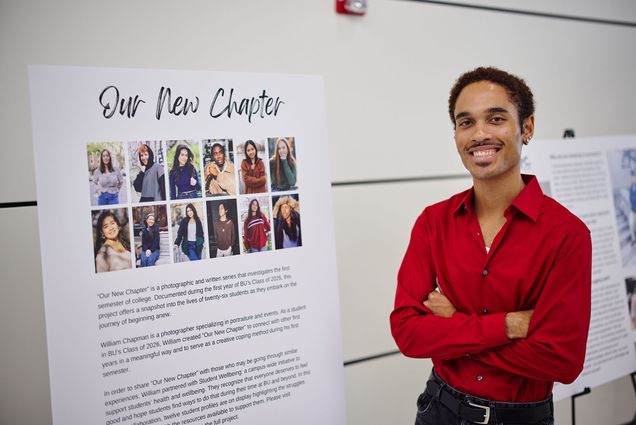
[455,111,470,120]
[454,107,510,121]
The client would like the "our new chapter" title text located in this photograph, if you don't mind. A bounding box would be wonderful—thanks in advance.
[98,86,285,123]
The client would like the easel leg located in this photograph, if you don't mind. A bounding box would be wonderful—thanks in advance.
[570,387,591,425]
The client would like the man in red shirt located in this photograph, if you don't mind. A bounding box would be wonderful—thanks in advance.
[390,67,592,425]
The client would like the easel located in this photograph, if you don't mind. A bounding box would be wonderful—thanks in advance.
[570,386,591,425]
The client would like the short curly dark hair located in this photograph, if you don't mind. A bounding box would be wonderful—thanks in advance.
[448,67,535,129]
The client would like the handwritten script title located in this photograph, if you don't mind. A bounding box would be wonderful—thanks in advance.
[98,86,285,123]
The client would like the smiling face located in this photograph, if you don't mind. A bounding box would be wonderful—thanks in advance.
[101,215,120,241]
[453,81,533,183]
[146,215,155,227]
[186,206,194,218]
[140,151,149,166]
[101,150,111,164]
[178,148,189,167]
[277,140,288,158]
[250,200,258,213]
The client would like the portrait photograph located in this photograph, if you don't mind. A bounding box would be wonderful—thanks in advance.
[166,140,202,200]
[132,205,170,268]
[91,208,132,273]
[129,141,166,203]
[207,199,240,258]
[203,139,237,197]
[87,142,127,206]
[268,137,297,192]
[170,201,207,263]
[237,139,268,195]
[239,195,272,254]
[272,194,302,250]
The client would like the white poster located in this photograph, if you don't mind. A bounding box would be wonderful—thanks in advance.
[522,135,636,401]
[29,66,345,425]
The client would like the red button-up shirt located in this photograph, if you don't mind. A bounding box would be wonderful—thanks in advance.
[390,175,592,402]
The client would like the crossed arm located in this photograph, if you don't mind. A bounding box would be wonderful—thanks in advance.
[424,290,533,340]
[390,212,591,384]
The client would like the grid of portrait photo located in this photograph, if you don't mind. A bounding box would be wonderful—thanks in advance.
[87,138,302,273]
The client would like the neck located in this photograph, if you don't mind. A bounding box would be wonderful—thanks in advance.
[104,239,124,251]
[220,216,227,221]
[473,172,524,217]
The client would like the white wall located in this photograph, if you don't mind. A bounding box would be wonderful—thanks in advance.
[1,1,635,424]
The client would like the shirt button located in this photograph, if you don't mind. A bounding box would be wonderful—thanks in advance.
[476,375,484,382]
[482,308,489,314]
[482,269,489,276]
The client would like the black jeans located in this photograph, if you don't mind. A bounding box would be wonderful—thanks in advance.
[415,370,554,425]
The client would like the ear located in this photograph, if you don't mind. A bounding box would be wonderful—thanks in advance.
[522,115,535,142]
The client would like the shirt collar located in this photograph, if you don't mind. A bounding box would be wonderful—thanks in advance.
[454,188,474,215]
[511,174,543,222]
[453,174,543,222]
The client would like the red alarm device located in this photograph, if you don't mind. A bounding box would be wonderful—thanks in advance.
[336,0,367,15]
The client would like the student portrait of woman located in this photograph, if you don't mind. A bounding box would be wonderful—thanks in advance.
[94,210,132,273]
[92,148,125,205]
[174,203,205,262]
[269,137,297,192]
[243,198,271,253]
[210,201,238,257]
[169,143,201,200]
[139,212,160,267]
[273,195,302,249]
[132,144,166,202]
[240,140,267,194]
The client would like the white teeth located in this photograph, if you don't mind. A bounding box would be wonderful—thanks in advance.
[473,149,496,157]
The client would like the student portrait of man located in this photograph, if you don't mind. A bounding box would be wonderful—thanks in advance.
[205,141,237,196]
[390,67,592,425]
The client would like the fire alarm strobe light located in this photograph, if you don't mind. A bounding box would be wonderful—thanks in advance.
[336,0,367,15]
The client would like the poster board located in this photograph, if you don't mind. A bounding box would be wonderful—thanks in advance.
[522,135,636,400]
[28,66,345,425]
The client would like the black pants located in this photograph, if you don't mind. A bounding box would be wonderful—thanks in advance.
[415,370,554,425]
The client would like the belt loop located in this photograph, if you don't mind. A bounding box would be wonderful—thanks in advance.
[435,380,445,401]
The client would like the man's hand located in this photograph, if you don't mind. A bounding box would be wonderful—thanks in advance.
[423,291,457,318]
[206,163,219,177]
[505,310,534,339]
